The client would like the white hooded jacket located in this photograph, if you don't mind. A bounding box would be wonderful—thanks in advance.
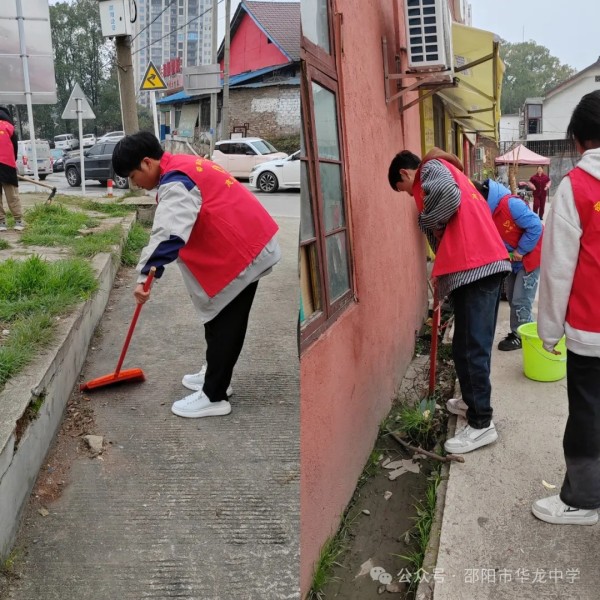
[538,147,600,357]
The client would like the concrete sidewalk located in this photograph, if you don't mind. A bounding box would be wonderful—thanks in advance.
[3,217,300,599]
[433,300,600,600]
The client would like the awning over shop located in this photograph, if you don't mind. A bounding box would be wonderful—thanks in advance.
[495,144,550,165]
[438,23,504,141]
[156,90,193,105]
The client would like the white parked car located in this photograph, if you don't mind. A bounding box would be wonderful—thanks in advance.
[82,133,97,148]
[212,137,287,179]
[54,133,79,151]
[249,150,300,193]
[97,130,125,143]
[17,140,53,180]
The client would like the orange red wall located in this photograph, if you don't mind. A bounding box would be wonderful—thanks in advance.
[223,13,290,76]
[300,0,428,595]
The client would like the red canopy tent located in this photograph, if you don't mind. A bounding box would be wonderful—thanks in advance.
[495,144,550,165]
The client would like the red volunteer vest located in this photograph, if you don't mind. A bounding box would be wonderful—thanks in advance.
[492,195,543,273]
[0,121,16,169]
[160,153,278,298]
[565,167,600,333]
[413,158,508,276]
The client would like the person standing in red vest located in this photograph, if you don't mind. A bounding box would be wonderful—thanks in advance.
[532,91,600,525]
[529,165,551,220]
[112,132,281,419]
[388,148,511,454]
[0,106,25,231]
[473,179,543,351]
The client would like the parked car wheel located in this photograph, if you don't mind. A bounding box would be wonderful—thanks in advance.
[113,174,129,189]
[257,170,279,193]
[66,167,81,187]
[39,174,47,181]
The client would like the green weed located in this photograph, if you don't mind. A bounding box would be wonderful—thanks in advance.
[0,239,9,250]
[395,403,436,448]
[396,466,441,592]
[0,255,97,387]
[121,222,150,267]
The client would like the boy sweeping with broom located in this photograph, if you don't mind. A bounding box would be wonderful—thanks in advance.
[112,132,281,419]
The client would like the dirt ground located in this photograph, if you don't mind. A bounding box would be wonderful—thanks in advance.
[321,436,431,599]
[318,342,455,599]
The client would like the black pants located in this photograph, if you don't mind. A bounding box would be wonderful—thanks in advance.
[450,273,503,429]
[560,350,600,509]
[202,281,258,402]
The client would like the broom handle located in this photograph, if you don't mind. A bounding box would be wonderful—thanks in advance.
[114,267,156,377]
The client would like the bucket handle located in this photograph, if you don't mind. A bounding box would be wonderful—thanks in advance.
[523,337,567,362]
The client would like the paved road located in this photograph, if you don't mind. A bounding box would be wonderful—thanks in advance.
[18,173,300,219]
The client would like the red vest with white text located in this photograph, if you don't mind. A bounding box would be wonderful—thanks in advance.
[0,121,16,169]
[492,195,543,273]
[412,158,508,276]
[565,167,600,332]
[160,153,278,297]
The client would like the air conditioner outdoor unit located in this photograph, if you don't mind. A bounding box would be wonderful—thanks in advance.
[404,0,453,72]
[475,147,485,161]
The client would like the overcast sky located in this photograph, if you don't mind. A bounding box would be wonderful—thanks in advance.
[468,0,600,72]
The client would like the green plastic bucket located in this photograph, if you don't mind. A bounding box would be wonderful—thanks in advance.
[517,322,567,382]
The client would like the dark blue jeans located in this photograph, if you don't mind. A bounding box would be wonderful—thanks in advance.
[450,273,503,429]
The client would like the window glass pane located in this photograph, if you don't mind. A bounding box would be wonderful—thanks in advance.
[528,104,542,118]
[300,161,315,241]
[312,83,340,160]
[301,0,330,53]
[326,232,350,301]
[319,162,345,232]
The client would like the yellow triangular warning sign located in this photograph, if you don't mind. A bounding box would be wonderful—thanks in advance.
[140,61,168,91]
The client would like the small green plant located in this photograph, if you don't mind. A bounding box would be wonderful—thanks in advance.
[396,466,441,592]
[0,239,9,250]
[121,222,150,267]
[308,534,347,599]
[396,403,436,448]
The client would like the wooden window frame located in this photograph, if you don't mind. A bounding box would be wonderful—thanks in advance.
[300,0,354,350]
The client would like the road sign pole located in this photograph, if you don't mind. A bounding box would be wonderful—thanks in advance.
[76,98,86,195]
[16,0,39,182]
[151,91,160,139]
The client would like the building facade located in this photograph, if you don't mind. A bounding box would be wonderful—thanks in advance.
[132,0,214,105]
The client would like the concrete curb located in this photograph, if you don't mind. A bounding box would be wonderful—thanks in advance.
[415,379,460,600]
[0,213,136,560]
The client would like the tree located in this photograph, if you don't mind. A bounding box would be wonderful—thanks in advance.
[500,41,577,114]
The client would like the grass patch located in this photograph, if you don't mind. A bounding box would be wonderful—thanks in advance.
[396,466,441,593]
[20,204,125,257]
[0,255,97,388]
[121,222,150,267]
[0,239,10,250]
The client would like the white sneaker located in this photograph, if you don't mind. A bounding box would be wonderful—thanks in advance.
[171,390,231,419]
[532,495,598,526]
[13,221,25,231]
[0,222,6,232]
[444,421,498,454]
[446,397,468,417]
[182,365,233,396]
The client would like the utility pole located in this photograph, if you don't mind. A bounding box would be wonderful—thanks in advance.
[115,35,139,134]
[221,0,231,140]
[209,0,218,156]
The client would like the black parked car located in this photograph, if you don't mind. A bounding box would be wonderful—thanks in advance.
[64,141,128,188]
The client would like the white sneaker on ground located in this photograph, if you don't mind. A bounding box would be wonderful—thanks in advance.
[444,421,498,454]
[182,365,233,396]
[13,221,25,231]
[532,495,598,525]
[171,390,231,419]
[0,222,6,232]
[446,397,468,417]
